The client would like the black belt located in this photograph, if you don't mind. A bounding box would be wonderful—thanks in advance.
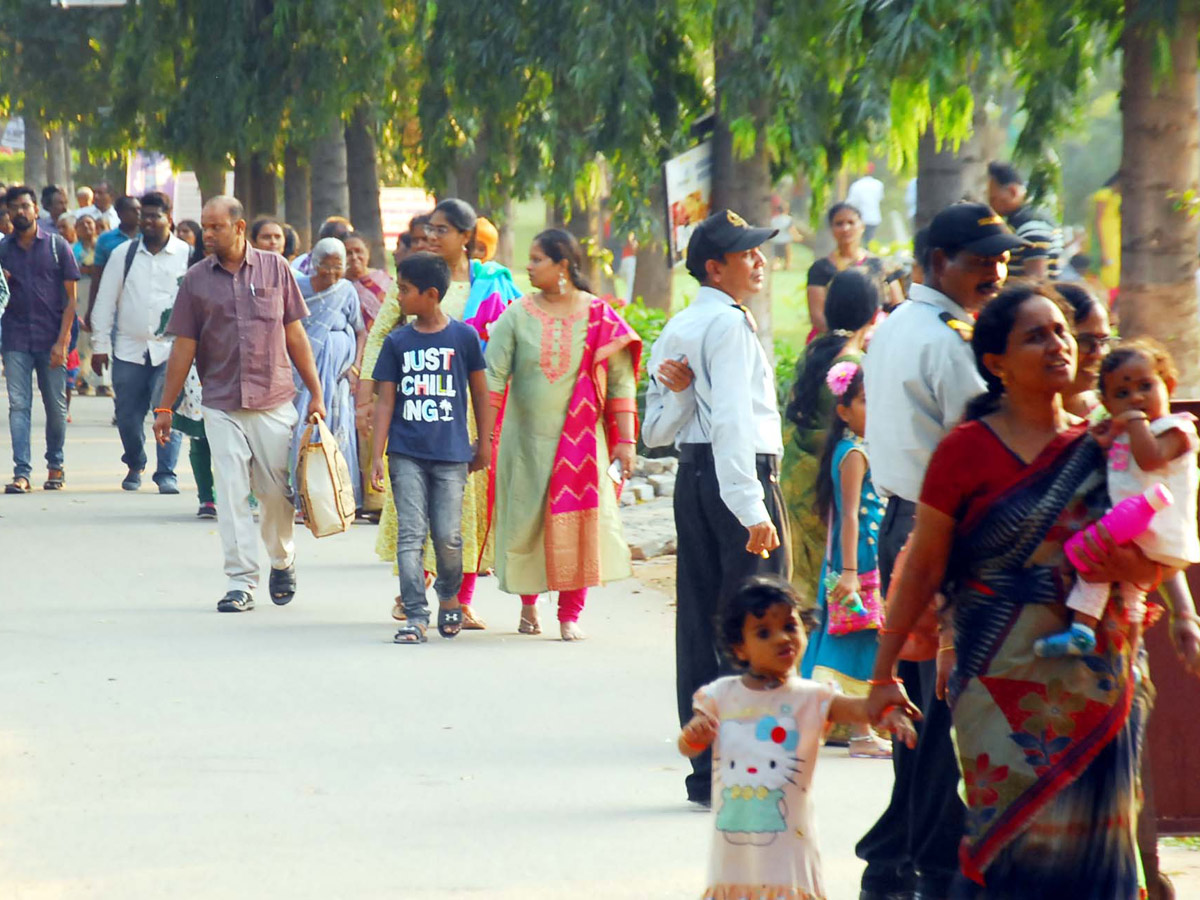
[678,443,779,475]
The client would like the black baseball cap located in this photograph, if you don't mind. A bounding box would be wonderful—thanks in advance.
[685,209,777,280]
[927,202,1029,257]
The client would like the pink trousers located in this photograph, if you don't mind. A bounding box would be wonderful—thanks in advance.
[520,589,587,623]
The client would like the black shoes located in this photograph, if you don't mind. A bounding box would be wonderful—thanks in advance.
[217,591,254,612]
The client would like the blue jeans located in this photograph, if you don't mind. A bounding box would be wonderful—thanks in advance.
[2,349,67,480]
[111,355,181,479]
[388,453,467,627]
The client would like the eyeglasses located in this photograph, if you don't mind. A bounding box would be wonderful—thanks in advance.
[1075,334,1111,354]
[426,224,453,237]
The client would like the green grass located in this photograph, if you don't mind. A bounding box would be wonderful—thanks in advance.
[1163,836,1200,850]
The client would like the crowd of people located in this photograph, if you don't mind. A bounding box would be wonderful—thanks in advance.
[2,162,1199,900]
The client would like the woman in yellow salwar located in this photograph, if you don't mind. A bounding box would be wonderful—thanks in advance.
[485,229,641,640]
[359,199,520,629]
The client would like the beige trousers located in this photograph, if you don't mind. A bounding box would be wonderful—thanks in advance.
[202,401,299,593]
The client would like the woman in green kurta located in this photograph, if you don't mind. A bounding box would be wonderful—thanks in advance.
[781,269,881,605]
[485,229,641,641]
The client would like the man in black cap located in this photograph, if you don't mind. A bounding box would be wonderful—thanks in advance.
[643,209,790,806]
[857,202,1028,900]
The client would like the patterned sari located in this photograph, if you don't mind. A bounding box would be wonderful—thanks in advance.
[934,425,1141,897]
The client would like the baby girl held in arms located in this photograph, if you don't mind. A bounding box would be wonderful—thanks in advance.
[1036,338,1200,667]
[678,576,916,900]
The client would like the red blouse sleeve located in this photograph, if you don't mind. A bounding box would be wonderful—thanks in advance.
[919,421,996,520]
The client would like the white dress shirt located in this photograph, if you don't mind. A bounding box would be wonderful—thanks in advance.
[643,285,785,528]
[76,204,120,232]
[90,233,190,366]
[863,282,986,503]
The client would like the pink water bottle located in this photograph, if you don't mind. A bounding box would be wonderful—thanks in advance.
[1065,484,1173,573]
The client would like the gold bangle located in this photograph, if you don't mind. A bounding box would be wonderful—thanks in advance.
[938,645,955,655]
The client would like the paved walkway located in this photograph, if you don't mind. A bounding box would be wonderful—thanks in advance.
[0,389,899,899]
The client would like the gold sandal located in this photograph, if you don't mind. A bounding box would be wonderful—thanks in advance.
[518,606,541,635]
[462,606,487,630]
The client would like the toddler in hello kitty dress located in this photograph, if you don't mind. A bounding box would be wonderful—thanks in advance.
[678,577,915,900]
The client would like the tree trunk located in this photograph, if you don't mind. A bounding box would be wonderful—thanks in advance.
[712,1,775,357]
[233,155,251,212]
[564,194,604,292]
[47,128,70,192]
[23,114,47,191]
[309,121,350,238]
[249,152,277,218]
[447,144,485,212]
[193,159,226,206]
[632,180,674,310]
[284,145,311,252]
[914,109,987,231]
[1119,1,1200,394]
[495,197,515,268]
[345,104,387,269]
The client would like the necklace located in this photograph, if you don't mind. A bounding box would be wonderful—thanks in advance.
[745,669,787,689]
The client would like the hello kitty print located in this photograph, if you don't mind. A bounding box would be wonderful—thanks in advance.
[693,676,836,900]
[715,715,802,844]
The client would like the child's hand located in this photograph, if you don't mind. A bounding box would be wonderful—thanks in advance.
[679,709,719,754]
[370,458,386,492]
[1091,418,1120,449]
[830,570,861,605]
[469,440,491,474]
[1171,616,1200,675]
[880,708,918,749]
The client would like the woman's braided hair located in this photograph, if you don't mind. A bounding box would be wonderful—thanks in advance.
[534,228,594,293]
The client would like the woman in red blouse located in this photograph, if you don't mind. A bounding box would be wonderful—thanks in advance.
[865,284,1158,897]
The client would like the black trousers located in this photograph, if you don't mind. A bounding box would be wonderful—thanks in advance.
[856,497,968,897]
[674,444,790,802]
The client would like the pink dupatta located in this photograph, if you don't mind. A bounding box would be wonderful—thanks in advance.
[543,298,641,590]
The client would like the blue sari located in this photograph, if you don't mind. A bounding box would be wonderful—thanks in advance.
[292,275,364,506]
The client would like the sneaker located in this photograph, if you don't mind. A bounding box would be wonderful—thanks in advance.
[217,590,254,612]
[156,475,180,495]
[1034,623,1096,658]
[121,469,143,491]
[197,502,217,519]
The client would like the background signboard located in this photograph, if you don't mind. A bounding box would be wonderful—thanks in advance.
[663,140,713,266]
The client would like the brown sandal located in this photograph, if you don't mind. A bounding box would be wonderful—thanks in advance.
[43,469,64,491]
[5,476,31,494]
[462,606,487,630]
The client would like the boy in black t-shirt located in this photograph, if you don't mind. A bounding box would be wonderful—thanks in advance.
[370,252,490,643]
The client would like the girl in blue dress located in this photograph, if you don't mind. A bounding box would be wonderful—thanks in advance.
[799,360,889,758]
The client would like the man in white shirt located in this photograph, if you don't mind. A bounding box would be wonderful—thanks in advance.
[89,191,187,493]
[643,209,788,807]
[857,202,1027,900]
[847,165,885,241]
[76,181,120,232]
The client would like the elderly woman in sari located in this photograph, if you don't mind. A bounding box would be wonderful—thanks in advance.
[867,285,1161,898]
[291,237,367,508]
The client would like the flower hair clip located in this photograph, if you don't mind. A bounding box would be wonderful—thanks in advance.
[825,360,861,398]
